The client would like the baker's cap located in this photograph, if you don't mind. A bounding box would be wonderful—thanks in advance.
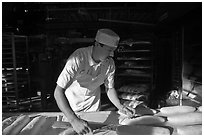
[95,29,120,48]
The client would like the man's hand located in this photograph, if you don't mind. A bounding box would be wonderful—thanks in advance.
[120,105,136,118]
[70,117,93,135]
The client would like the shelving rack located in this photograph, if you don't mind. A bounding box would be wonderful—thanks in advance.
[115,40,154,86]
[114,38,154,106]
[2,33,32,112]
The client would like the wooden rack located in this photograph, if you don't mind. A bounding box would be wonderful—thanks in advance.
[2,33,32,112]
[114,38,154,106]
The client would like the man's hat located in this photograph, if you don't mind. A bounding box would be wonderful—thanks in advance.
[95,29,120,48]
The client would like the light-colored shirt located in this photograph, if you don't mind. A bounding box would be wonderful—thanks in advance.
[57,46,115,112]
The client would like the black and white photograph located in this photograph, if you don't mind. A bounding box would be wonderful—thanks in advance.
[1,1,202,135]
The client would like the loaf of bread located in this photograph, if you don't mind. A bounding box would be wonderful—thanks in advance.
[120,115,166,125]
[2,116,18,131]
[167,112,202,126]
[176,125,202,135]
[3,115,30,135]
[20,116,48,135]
[160,106,196,116]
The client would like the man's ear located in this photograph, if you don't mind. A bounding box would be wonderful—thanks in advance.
[95,41,100,47]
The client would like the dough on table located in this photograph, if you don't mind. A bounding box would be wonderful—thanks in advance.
[176,125,202,135]
[159,106,196,116]
[119,115,166,125]
[167,112,202,126]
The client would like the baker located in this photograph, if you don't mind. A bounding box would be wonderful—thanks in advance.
[54,28,136,135]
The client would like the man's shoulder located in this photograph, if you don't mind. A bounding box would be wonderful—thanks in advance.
[74,46,91,55]
[105,57,115,66]
[72,46,91,58]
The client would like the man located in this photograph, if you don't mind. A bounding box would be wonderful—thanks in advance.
[54,29,135,135]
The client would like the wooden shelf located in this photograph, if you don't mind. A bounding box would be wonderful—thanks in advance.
[2,33,31,112]
[117,49,151,53]
[117,73,151,77]
[116,57,151,61]
[118,66,152,69]
[115,38,154,96]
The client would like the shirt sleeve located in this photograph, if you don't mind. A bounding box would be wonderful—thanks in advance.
[104,58,115,89]
[56,51,83,89]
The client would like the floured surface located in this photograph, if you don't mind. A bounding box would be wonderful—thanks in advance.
[2,105,202,135]
[116,125,171,135]
[2,111,118,135]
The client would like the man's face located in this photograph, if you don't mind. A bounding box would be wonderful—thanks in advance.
[98,43,116,61]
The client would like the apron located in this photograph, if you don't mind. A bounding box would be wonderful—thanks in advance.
[65,61,108,112]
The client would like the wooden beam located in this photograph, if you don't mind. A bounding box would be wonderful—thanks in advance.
[98,18,155,26]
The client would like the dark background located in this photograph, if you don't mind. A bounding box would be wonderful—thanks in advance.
[2,2,202,111]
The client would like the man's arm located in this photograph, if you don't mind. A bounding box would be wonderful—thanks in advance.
[54,85,78,122]
[54,85,92,134]
[106,87,123,110]
[106,87,136,117]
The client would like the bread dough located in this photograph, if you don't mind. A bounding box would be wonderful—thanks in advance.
[3,115,30,135]
[159,106,196,116]
[119,115,166,125]
[167,112,202,126]
[176,125,202,135]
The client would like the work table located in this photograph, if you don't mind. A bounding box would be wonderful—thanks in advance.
[2,105,202,135]
[2,111,121,135]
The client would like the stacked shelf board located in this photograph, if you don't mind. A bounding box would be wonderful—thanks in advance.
[2,33,32,112]
[114,40,154,108]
